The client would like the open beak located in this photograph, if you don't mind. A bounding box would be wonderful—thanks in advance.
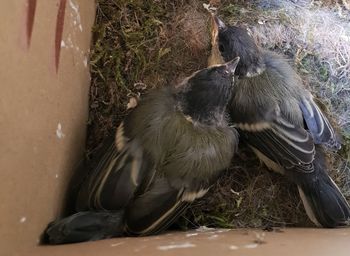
[210,14,219,47]
[208,14,225,67]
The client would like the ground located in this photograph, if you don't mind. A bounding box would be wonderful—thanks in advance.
[87,0,350,229]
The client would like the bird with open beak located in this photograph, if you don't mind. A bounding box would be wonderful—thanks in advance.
[44,58,240,244]
[209,14,350,228]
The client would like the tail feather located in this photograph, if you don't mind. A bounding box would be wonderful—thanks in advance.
[43,211,124,244]
[297,173,350,228]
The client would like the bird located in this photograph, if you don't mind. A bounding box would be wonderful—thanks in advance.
[209,15,350,228]
[44,57,240,244]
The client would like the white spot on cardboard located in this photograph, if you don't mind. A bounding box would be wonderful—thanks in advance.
[83,56,88,67]
[61,40,66,48]
[157,242,196,251]
[208,234,219,239]
[69,0,83,32]
[55,174,59,179]
[134,245,147,253]
[244,243,258,249]
[186,233,198,237]
[56,123,65,139]
[67,35,74,48]
[20,217,27,223]
[110,242,125,247]
[229,245,239,250]
[215,229,231,233]
[196,226,215,232]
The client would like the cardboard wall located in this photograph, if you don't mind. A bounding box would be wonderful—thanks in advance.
[0,1,95,254]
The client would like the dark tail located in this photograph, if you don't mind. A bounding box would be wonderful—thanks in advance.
[297,149,350,228]
[43,211,124,244]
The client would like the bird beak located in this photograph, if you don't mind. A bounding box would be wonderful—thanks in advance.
[208,14,225,67]
[210,14,219,46]
[225,57,240,74]
[213,16,226,31]
[209,15,226,46]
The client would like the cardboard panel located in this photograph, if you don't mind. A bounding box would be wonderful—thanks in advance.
[25,228,350,256]
[0,1,95,254]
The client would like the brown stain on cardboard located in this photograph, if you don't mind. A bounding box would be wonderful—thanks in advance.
[26,0,37,48]
[55,0,67,73]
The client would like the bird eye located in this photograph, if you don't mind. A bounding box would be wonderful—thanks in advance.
[218,44,225,52]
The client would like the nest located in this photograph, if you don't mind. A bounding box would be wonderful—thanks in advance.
[88,0,350,229]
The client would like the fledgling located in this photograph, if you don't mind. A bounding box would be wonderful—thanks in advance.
[44,58,240,244]
[210,15,350,228]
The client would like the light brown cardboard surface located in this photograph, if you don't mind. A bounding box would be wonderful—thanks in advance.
[23,228,350,256]
[0,1,95,255]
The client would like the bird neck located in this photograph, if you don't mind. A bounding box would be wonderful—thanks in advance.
[236,51,266,78]
[182,107,227,126]
[173,92,228,127]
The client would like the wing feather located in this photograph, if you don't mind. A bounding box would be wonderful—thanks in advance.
[299,96,340,150]
[239,117,315,174]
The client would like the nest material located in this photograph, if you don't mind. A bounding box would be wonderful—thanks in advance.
[89,0,350,229]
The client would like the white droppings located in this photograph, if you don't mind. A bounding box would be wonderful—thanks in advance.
[229,245,239,250]
[215,229,231,233]
[203,3,217,12]
[244,243,258,249]
[134,245,147,253]
[69,0,83,32]
[186,233,198,237]
[208,234,219,239]
[56,123,65,139]
[127,97,138,109]
[196,226,215,232]
[20,217,27,223]
[254,231,266,244]
[157,242,196,251]
[83,56,88,67]
[67,35,74,48]
[55,174,59,179]
[61,40,66,48]
[110,242,125,247]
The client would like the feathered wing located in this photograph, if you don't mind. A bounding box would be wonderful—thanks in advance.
[76,122,153,211]
[44,122,148,244]
[299,95,341,150]
[124,178,192,236]
[234,103,316,175]
[232,105,350,227]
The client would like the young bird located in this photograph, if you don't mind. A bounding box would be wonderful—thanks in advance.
[210,15,350,228]
[44,58,240,244]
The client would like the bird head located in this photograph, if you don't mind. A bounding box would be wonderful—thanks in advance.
[210,16,265,78]
[177,57,240,125]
